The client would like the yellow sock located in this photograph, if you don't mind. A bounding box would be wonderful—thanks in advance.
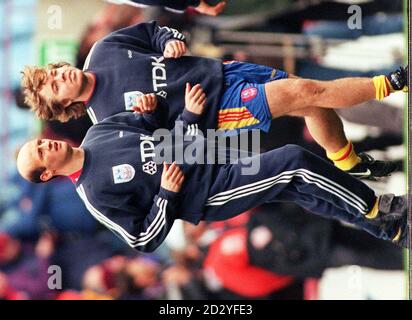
[327,141,361,171]
[365,197,379,219]
[372,75,392,100]
[392,228,402,241]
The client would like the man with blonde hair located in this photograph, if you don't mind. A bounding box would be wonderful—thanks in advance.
[21,62,92,122]
[21,21,408,180]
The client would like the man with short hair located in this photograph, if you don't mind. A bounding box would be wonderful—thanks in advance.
[16,84,408,252]
[21,21,408,180]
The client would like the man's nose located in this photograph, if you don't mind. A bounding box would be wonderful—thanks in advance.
[55,71,65,82]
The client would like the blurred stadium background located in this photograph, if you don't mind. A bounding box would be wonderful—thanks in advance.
[0,0,408,300]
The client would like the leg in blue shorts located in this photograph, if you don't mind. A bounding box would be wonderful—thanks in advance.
[217,61,405,181]
[218,61,288,132]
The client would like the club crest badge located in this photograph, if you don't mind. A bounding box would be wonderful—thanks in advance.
[241,87,258,102]
[112,164,136,184]
[142,161,157,175]
[124,91,144,111]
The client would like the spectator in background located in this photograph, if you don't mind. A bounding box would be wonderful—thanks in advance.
[81,263,116,299]
[118,256,165,299]
[0,232,56,300]
[0,174,100,241]
[203,227,299,299]
[81,255,165,300]
[161,263,209,299]
[169,213,303,299]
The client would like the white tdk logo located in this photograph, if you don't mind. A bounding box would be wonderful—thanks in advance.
[151,56,167,99]
[159,26,185,40]
[140,135,157,175]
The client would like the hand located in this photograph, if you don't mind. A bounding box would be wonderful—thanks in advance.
[161,162,185,193]
[132,93,157,114]
[185,83,206,115]
[164,40,186,59]
[194,0,226,16]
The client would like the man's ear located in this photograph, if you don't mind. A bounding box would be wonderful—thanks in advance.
[61,99,72,108]
[40,169,54,182]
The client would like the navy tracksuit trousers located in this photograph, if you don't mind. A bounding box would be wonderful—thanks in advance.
[201,145,394,241]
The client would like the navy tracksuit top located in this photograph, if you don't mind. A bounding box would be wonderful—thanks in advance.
[84,20,224,130]
[75,108,393,254]
[75,110,217,252]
